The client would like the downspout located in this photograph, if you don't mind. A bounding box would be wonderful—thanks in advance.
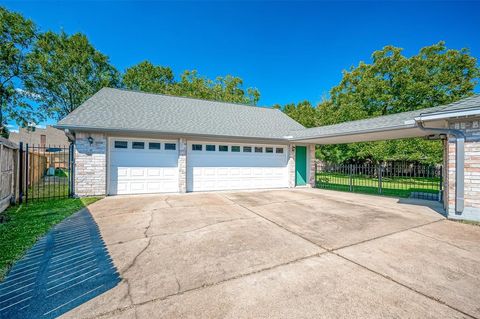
[416,120,465,214]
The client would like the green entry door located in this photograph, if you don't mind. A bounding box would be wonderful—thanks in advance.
[295,146,307,186]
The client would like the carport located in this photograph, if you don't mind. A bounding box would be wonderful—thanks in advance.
[289,95,480,221]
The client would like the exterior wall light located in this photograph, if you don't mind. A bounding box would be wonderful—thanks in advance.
[88,136,94,145]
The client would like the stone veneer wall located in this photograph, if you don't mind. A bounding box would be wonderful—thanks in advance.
[74,132,107,196]
[287,144,316,188]
[178,138,187,193]
[445,117,480,221]
[288,144,296,188]
[308,144,316,187]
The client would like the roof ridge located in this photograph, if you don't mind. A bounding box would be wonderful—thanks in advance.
[103,87,279,112]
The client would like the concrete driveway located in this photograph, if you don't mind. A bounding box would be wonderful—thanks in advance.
[61,189,480,319]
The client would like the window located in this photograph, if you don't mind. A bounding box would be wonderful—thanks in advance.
[114,141,128,149]
[206,144,216,151]
[165,143,176,150]
[266,147,273,153]
[192,144,203,151]
[132,142,145,149]
[276,147,284,154]
[149,142,161,150]
[231,146,240,152]
[165,143,176,151]
[219,145,228,152]
[243,146,252,152]
[254,147,263,153]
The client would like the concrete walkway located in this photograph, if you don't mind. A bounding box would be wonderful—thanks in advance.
[16,189,480,318]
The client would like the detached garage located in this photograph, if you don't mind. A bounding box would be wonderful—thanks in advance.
[56,88,316,196]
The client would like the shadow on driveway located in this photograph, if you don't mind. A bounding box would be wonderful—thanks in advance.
[0,208,120,319]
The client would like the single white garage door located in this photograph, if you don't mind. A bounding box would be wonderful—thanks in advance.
[109,139,179,195]
[187,142,288,192]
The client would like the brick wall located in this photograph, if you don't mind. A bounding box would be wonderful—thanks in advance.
[446,118,480,221]
[74,132,107,196]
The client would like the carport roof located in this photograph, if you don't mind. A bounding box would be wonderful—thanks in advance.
[56,88,304,140]
[290,95,480,143]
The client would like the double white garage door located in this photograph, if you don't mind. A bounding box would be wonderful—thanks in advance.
[109,139,288,195]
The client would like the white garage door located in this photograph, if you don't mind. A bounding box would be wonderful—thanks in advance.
[187,142,288,192]
[109,139,179,195]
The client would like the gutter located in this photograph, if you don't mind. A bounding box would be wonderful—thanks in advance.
[415,119,465,214]
[417,108,480,122]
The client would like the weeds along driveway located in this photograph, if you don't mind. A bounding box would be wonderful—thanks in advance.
[61,189,480,319]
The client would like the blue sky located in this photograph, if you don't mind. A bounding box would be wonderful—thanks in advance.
[2,1,480,129]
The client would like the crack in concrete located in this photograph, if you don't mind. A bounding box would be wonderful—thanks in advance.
[89,251,327,319]
[81,192,470,319]
[121,237,152,275]
[107,217,256,248]
[143,211,154,238]
[180,217,254,234]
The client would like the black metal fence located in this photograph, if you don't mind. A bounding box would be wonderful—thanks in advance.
[315,162,443,201]
[18,143,74,203]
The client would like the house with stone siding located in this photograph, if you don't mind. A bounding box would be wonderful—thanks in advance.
[55,88,480,221]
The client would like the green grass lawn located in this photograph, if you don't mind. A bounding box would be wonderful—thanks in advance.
[27,176,69,200]
[0,197,101,281]
[316,173,441,198]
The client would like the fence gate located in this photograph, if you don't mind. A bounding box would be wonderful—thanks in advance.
[18,143,75,203]
[315,162,443,201]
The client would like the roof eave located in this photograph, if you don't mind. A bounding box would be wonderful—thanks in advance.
[288,123,416,141]
[54,124,291,142]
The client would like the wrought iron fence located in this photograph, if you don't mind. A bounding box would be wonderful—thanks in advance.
[315,162,443,201]
[19,143,74,203]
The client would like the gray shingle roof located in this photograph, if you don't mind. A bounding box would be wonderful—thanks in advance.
[290,94,480,140]
[56,88,304,140]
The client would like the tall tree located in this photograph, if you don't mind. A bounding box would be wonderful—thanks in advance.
[122,64,260,105]
[316,42,479,164]
[123,61,174,94]
[0,7,37,136]
[171,70,260,105]
[24,31,120,120]
[278,100,318,128]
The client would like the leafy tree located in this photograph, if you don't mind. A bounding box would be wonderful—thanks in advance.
[123,61,174,94]
[170,70,260,105]
[316,42,479,164]
[24,31,120,120]
[277,100,318,128]
[122,64,260,105]
[0,7,37,135]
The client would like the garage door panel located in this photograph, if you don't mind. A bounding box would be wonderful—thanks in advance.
[109,139,179,195]
[187,142,288,192]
